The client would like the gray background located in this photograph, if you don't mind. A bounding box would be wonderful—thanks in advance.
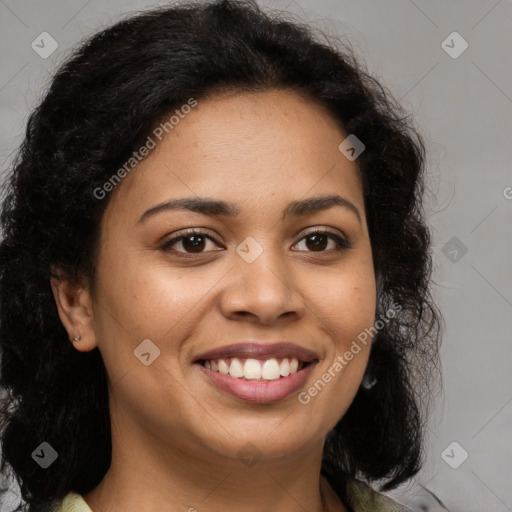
[1,0,511,511]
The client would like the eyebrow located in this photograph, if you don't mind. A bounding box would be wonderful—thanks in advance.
[137,194,362,225]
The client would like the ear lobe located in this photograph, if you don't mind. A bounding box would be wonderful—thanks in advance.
[50,272,98,352]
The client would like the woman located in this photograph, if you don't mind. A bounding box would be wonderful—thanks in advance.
[0,1,443,511]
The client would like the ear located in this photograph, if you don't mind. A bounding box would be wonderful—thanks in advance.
[50,268,97,352]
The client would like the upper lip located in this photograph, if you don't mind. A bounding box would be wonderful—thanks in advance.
[194,342,319,363]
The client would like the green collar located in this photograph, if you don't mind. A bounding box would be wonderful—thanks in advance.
[54,481,414,512]
[345,480,414,512]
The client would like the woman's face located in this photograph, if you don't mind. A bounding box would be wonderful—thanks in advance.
[84,89,377,463]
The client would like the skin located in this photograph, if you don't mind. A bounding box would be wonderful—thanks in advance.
[51,88,377,512]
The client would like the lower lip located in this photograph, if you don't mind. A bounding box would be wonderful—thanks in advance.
[196,362,317,403]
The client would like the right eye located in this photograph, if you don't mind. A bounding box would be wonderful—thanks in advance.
[160,229,223,257]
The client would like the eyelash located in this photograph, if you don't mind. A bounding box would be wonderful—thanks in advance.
[160,227,351,258]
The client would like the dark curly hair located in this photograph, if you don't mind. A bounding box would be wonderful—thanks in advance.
[0,1,442,510]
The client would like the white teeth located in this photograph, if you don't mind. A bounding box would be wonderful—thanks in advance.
[243,358,262,380]
[261,358,281,380]
[280,358,290,377]
[203,356,304,380]
[228,358,244,378]
[218,359,229,375]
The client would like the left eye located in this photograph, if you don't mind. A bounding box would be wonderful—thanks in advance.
[292,231,350,252]
[161,229,350,256]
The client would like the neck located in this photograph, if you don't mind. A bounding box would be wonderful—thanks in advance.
[83,414,347,512]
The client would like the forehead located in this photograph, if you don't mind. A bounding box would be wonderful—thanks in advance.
[106,89,363,218]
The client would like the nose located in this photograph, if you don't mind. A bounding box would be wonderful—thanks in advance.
[219,247,306,325]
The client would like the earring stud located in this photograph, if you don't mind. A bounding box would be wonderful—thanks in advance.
[73,335,81,342]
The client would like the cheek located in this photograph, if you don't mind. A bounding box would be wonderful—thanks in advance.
[297,263,376,424]
[314,260,377,346]
[96,246,204,334]
[92,260,209,425]
[90,248,205,382]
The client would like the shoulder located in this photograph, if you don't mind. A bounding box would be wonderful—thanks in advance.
[345,479,414,512]
[52,491,92,512]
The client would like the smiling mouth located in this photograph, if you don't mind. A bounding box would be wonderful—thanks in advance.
[197,357,314,381]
